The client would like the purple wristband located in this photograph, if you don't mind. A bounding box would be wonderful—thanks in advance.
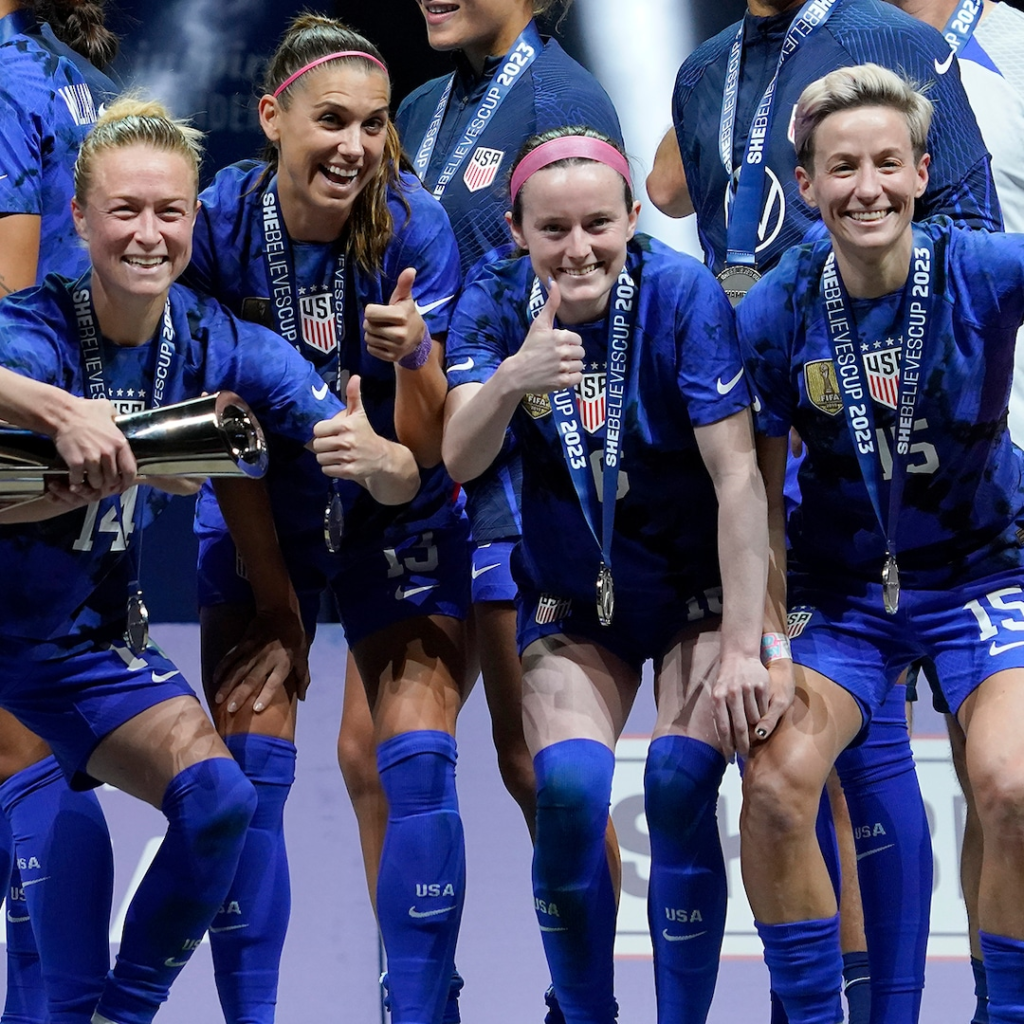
[399,326,432,370]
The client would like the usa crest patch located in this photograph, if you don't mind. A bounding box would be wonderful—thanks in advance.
[300,291,335,354]
[863,341,901,410]
[787,608,814,638]
[463,147,504,193]
[576,372,606,434]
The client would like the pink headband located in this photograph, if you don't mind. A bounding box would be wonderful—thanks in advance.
[273,50,389,98]
[510,136,632,202]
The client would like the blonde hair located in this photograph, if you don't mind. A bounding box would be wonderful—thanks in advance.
[793,63,933,171]
[260,12,408,273]
[74,96,204,204]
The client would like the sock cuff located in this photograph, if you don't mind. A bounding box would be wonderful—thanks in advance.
[0,754,62,814]
[377,730,456,774]
[533,738,614,780]
[646,735,727,780]
[223,732,297,785]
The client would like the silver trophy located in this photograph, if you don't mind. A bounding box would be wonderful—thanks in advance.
[0,391,269,502]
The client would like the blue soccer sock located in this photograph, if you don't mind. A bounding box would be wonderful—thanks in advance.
[835,684,928,1024]
[96,757,256,1024]
[0,755,113,1024]
[842,950,871,1024]
[533,739,618,1024]
[210,734,296,1024]
[980,932,1024,1024]
[814,789,841,903]
[644,735,726,1024]
[756,916,843,1024]
[376,731,465,1024]
[972,955,990,1024]
[441,969,464,1024]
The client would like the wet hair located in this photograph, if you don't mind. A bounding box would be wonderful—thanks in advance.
[260,12,408,273]
[28,0,118,69]
[74,96,204,205]
[508,125,633,227]
[793,63,933,171]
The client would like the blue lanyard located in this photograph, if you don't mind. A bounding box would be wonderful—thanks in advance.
[412,20,543,198]
[721,0,839,266]
[261,179,347,391]
[818,228,935,563]
[532,250,641,573]
[0,9,35,44]
[942,0,984,52]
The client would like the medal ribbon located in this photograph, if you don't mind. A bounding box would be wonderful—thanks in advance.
[818,227,935,569]
[942,0,983,53]
[720,0,839,267]
[532,248,641,576]
[411,20,543,198]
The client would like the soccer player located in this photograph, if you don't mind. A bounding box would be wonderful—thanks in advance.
[443,126,784,1024]
[738,62,1024,1024]
[185,16,470,1024]
[0,95,365,1024]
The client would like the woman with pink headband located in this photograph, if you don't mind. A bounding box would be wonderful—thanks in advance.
[444,125,786,1024]
[182,14,471,1024]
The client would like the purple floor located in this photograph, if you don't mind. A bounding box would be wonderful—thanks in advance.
[22,624,976,1023]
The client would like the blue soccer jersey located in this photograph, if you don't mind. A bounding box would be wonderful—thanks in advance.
[739,216,1024,588]
[185,161,464,552]
[0,277,342,652]
[673,0,1001,275]
[445,234,750,611]
[0,8,116,282]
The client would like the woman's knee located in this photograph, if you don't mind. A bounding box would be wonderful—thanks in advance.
[741,746,826,840]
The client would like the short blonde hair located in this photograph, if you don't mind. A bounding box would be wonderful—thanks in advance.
[793,63,933,171]
[74,96,204,204]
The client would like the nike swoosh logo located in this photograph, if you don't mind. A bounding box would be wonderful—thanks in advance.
[716,368,745,395]
[6,913,29,923]
[539,925,569,932]
[395,583,439,600]
[662,929,708,942]
[753,395,762,413]
[408,905,456,918]
[164,957,189,968]
[20,876,50,887]
[472,563,500,580]
[448,357,474,372]
[415,294,454,317]
[0,174,7,181]
[934,50,955,75]
[209,923,249,933]
[856,843,895,861]
[990,639,1024,656]
[312,381,330,400]
[152,670,180,683]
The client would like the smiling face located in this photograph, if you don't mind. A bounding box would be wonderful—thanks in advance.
[796,104,929,265]
[259,63,390,240]
[414,0,532,60]
[508,161,639,324]
[71,143,198,307]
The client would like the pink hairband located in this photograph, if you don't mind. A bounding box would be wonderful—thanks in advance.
[510,136,633,202]
[273,50,389,98]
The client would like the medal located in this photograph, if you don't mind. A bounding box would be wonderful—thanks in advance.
[324,491,344,553]
[596,563,615,627]
[125,591,150,655]
[882,554,900,615]
[716,265,761,307]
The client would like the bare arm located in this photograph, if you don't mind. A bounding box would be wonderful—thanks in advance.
[693,408,770,756]
[646,128,694,219]
[0,215,41,297]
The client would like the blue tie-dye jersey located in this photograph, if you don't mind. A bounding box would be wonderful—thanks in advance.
[0,9,116,282]
[0,276,342,652]
[184,160,464,550]
[445,234,751,606]
[738,217,1024,587]
[673,0,1001,275]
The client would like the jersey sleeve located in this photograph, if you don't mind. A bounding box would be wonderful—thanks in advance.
[444,264,517,389]
[195,293,344,443]
[0,57,48,216]
[947,224,1024,328]
[0,285,72,388]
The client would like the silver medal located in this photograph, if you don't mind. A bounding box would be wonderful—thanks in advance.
[324,492,344,554]
[125,592,150,656]
[716,265,761,307]
[596,563,615,627]
[882,555,900,615]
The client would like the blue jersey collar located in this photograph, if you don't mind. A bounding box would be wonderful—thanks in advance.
[0,8,37,44]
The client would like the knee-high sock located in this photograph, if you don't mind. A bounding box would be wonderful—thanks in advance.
[210,735,295,1024]
[96,758,256,1024]
[972,956,990,1024]
[756,916,843,1024]
[0,799,45,1024]
[0,756,112,1024]
[376,731,465,1024]
[533,739,617,1024]
[842,950,871,1024]
[644,736,726,1024]
[980,932,1024,1024]
[835,684,929,1024]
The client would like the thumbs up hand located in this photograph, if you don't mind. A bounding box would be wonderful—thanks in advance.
[505,279,585,395]
[363,267,427,363]
[313,374,386,482]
